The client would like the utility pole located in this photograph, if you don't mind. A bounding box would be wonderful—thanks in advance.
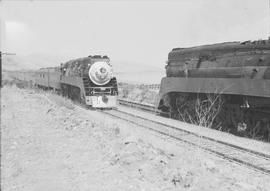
[0,51,2,88]
[0,51,16,88]
[269,0,270,38]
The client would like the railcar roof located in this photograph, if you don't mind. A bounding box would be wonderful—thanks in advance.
[38,67,60,71]
[170,39,270,57]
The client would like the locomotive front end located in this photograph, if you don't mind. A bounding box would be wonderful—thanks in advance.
[85,60,118,108]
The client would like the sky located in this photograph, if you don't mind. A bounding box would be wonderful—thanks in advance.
[0,0,270,70]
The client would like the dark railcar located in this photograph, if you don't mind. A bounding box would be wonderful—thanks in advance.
[157,39,270,140]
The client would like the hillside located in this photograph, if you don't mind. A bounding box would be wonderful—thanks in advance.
[3,54,165,84]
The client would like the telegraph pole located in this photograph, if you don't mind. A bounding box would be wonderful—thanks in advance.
[269,0,270,38]
[0,51,16,88]
[0,51,2,88]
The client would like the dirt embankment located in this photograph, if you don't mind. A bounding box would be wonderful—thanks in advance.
[1,85,270,191]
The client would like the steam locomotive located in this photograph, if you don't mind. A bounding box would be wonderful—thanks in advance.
[59,55,118,108]
[157,39,270,140]
[10,55,118,108]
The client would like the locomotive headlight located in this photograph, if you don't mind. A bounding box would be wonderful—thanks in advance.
[89,61,113,85]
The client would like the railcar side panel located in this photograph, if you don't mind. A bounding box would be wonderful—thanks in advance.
[159,77,270,99]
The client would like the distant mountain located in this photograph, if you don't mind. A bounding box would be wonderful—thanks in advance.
[2,53,69,71]
[2,53,165,83]
[2,53,164,74]
[112,60,163,74]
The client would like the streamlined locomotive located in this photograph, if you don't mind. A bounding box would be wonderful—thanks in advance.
[60,55,118,108]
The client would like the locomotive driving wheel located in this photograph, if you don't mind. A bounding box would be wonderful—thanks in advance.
[213,106,227,130]
[158,94,172,117]
[214,103,245,134]
[61,84,68,97]
[244,110,270,141]
[178,98,196,123]
[171,93,190,120]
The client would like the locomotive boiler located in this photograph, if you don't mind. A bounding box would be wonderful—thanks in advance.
[157,39,270,140]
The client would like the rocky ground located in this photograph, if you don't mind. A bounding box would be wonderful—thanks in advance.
[1,85,270,191]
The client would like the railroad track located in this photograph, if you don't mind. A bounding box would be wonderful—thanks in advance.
[118,99,157,113]
[103,99,270,175]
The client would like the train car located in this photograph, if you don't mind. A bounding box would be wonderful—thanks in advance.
[6,55,118,109]
[157,39,270,140]
[35,67,61,90]
[60,55,118,108]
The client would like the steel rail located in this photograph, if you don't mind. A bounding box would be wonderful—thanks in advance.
[111,99,270,175]
[117,98,270,159]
